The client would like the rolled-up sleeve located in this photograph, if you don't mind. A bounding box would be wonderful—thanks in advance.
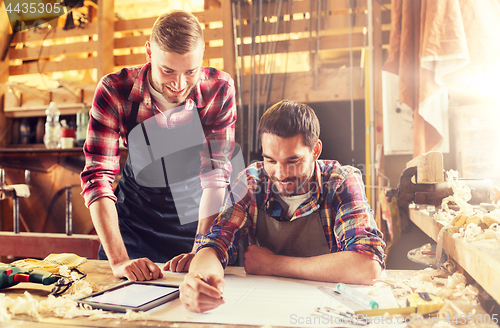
[80,79,122,208]
[197,168,256,268]
[333,170,386,268]
[199,77,236,189]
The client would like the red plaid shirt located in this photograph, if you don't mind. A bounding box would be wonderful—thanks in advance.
[81,63,236,207]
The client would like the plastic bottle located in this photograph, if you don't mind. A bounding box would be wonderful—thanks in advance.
[44,102,61,149]
[76,103,89,147]
[35,117,44,143]
[20,118,31,144]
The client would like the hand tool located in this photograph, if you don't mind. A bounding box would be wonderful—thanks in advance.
[0,263,60,289]
[355,292,444,317]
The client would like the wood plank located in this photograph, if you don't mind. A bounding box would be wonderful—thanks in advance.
[204,27,224,41]
[235,0,386,22]
[240,32,365,55]
[442,229,500,305]
[114,43,224,66]
[114,16,157,32]
[113,53,147,67]
[406,151,444,184]
[409,207,442,242]
[114,29,223,50]
[113,10,223,33]
[237,0,341,20]
[409,208,500,306]
[114,34,149,49]
[9,40,97,60]
[237,31,390,58]
[97,0,114,80]
[373,0,384,196]
[4,104,84,117]
[113,24,378,54]
[0,2,10,148]
[241,67,364,105]
[9,57,96,75]
[11,24,98,44]
[193,8,224,23]
[0,232,100,259]
[221,0,236,78]
[237,13,371,38]
[2,261,497,328]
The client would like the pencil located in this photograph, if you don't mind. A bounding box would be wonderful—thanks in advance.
[196,274,224,300]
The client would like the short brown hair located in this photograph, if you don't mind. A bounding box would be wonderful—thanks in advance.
[150,11,204,54]
[258,100,320,149]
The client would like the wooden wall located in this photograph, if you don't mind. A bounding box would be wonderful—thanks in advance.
[0,0,390,236]
[4,0,390,113]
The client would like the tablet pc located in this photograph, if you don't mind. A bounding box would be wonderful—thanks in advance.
[77,281,179,313]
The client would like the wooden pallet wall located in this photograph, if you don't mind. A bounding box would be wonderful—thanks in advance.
[4,0,390,114]
[235,0,390,105]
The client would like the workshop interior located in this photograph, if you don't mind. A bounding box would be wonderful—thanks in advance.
[1,0,500,326]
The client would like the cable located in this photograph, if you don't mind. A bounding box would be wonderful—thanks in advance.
[348,0,355,152]
[281,0,292,100]
[374,0,390,11]
[36,24,55,89]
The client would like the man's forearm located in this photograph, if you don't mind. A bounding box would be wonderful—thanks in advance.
[189,247,225,278]
[196,187,226,234]
[89,197,129,266]
[270,251,381,285]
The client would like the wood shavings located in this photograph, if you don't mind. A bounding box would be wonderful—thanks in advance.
[437,299,464,320]
[432,169,500,246]
[442,170,473,214]
[8,291,40,316]
[55,265,103,299]
[374,278,413,297]
[382,268,479,306]
[0,290,150,323]
[123,310,150,321]
[63,279,98,300]
[367,288,380,296]
[452,220,500,242]
[464,223,482,241]
[442,260,456,274]
[0,294,11,323]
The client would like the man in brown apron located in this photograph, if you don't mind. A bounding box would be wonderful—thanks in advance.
[179,100,386,313]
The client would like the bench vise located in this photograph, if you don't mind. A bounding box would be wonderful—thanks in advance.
[386,166,494,207]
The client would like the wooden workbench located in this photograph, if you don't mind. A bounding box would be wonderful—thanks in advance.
[2,260,497,328]
[410,207,500,306]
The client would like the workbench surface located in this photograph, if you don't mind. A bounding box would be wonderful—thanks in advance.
[410,207,500,306]
[1,260,496,328]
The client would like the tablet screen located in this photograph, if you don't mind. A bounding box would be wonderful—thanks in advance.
[85,283,178,308]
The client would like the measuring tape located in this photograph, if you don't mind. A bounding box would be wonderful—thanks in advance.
[355,292,444,316]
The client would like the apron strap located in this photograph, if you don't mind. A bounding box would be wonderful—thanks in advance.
[126,101,141,136]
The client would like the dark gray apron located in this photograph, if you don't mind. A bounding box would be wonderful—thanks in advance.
[98,101,203,262]
[255,206,330,257]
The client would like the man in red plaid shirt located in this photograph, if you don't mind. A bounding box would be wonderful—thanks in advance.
[80,11,236,281]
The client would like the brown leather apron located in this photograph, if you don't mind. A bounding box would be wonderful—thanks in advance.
[255,206,330,257]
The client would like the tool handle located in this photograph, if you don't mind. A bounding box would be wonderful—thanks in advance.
[29,269,60,285]
[0,264,23,289]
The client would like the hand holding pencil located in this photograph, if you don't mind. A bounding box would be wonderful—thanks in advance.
[179,271,225,313]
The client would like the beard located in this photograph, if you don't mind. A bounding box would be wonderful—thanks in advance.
[269,165,315,197]
[149,73,196,104]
